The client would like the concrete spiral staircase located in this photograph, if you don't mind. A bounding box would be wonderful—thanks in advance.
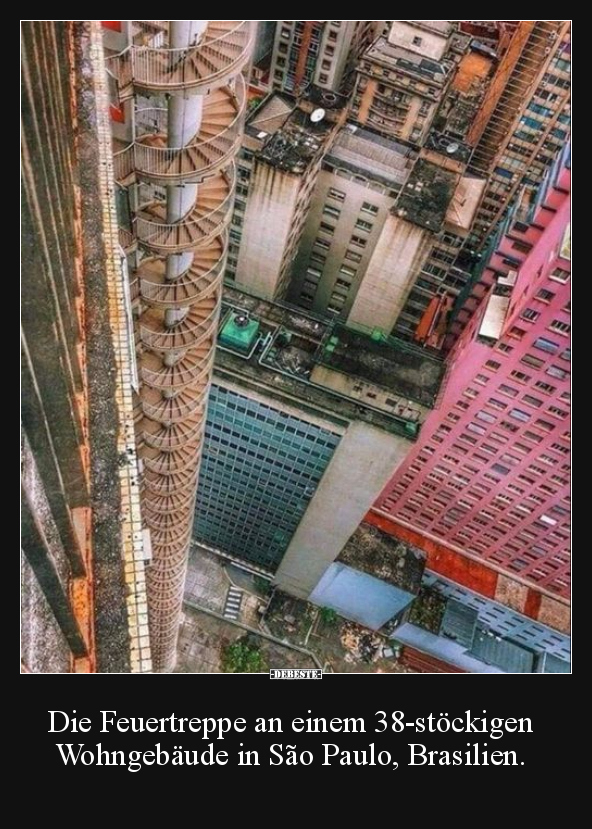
[109,20,253,671]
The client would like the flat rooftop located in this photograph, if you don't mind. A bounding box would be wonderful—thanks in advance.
[394,157,458,232]
[325,126,417,189]
[407,20,454,37]
[215,287,444,437]
[245,87,346,174]
[364,37,452,85]
[316,323,444,407]
[338,524,425,595]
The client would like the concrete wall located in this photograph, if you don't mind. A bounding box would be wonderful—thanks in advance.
[275,420,411,598]
[289,168,393,316]
[309,364,427,422]
[234,160,301,300]
[346,214,433,334]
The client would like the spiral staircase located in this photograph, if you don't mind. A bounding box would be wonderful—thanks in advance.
[108,20,253,671]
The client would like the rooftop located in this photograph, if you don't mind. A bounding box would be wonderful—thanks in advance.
[315,323,445,408]
[406,20,454,37]
[325,125,417,189]
[394,157,458,231]
[423,130,472,165]
[338,524,425,595]
[364,37,452,85]
[246,86,346,174]
[215,287,444,438]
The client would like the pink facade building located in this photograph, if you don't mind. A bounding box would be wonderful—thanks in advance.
[372,143,570,619]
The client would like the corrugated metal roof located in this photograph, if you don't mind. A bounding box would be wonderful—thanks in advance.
[470,630,535,673]
[440,599,478,649]
[543,654,571,674]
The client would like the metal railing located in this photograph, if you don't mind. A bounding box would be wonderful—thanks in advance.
[143,445,202,476]
[113,142,134,182]
[139,255,224,306]
[118,226,135,251]
[142,417,206,452]
[141,383,209,422]
[134,76,245,181]
[140,303,218,351]
[144,503,195,531]
[141,351,215,390]
[143,487,196,514]
[135,165,235,252]
[130,21,251,92]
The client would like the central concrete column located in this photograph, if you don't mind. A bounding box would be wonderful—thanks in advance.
[164,20,208,325]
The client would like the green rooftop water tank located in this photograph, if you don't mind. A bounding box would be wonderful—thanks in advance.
[219,312,260,352]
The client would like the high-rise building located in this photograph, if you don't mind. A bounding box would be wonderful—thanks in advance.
[350,21,456,145]
[464,20,571,251]
[370,142,571,644]
[104,20,254,671]
[21,21,150,673]
[345,21,570,349]
[191,286,444,625]
[288,126,418,317]
[227,86,348,299]
[269,21,380,95]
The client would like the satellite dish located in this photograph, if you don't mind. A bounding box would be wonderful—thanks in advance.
[446,142,460,154]
[310,108,326,123]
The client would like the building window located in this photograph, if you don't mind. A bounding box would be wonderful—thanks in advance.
[521,308,540,322]
[413,36,423,46]
[509,408,531,423]
[319,73,329,84]
[323,205,341,219]
[328,187,346,202]
[355,218,373,232]
[350,235,367,248]
[549,320,571,336]
[536,288,555,303]
[534,337,559,354]
[345,250,362,263]
[361,201,379,215]
[548,406,569,419]
[521,353,544,369]
[498,385,518,399]
[550,267,570,283]
[319,222,335,236]
[523,394,543,408]
[546,364,568,380]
